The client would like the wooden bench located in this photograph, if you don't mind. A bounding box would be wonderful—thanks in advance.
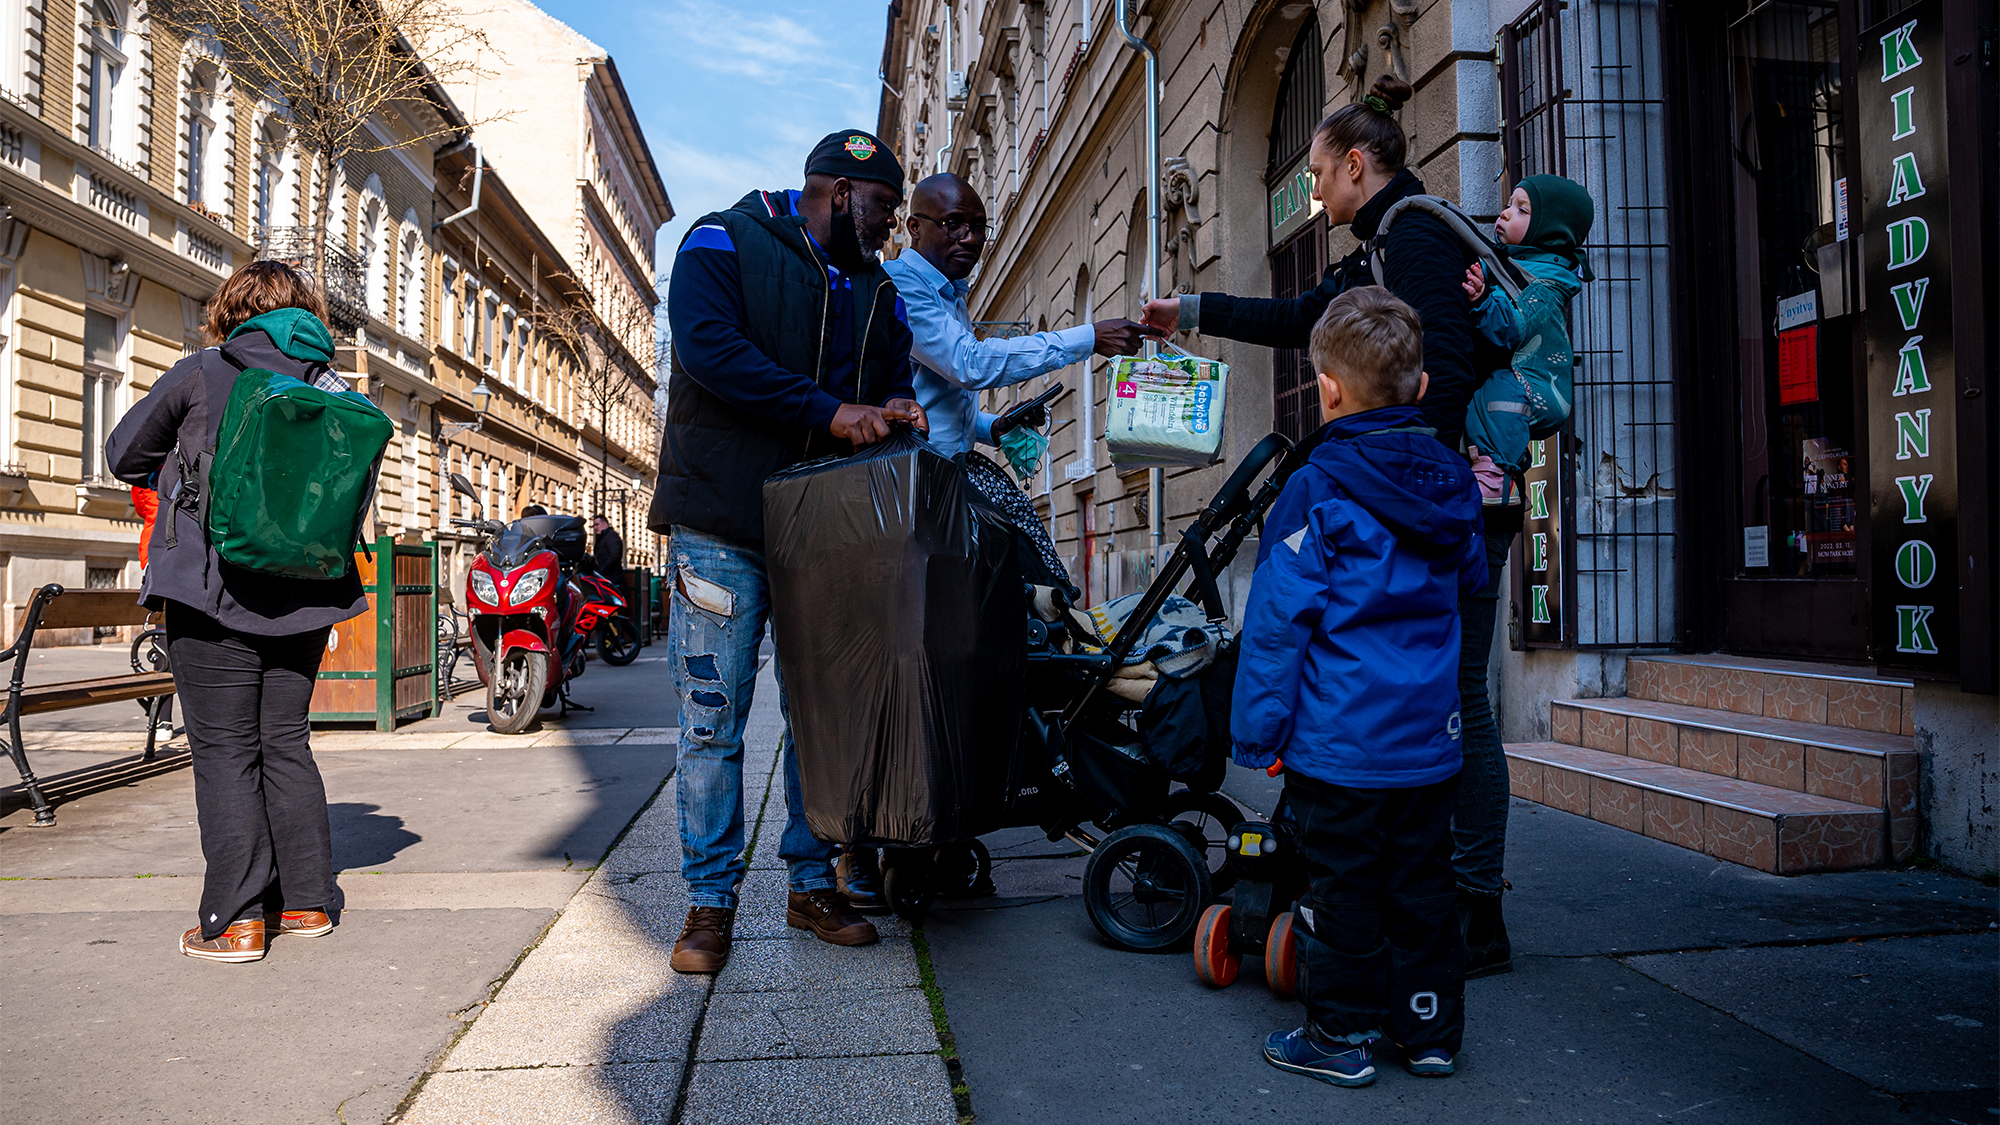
[3,584,176,826]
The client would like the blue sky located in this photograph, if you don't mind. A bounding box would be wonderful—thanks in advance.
[529,0,892,278]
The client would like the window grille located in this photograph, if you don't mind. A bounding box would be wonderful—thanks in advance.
[1265,13,1324,446]
[1500,0,1676,648]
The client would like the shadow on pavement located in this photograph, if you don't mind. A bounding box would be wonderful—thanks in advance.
[0,749,192,831]
[328,802,424,870]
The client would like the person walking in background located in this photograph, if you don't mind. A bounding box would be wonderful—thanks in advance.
[1232,288,1485,1086]
[592,515,626,584]
[650,129,925,973]
[105,261,374,963]
[1142,74,1520,976]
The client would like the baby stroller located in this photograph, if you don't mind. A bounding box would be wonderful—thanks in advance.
[872,430,1312,953]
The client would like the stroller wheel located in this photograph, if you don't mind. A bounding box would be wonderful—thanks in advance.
[881,854,936,922]
[1193,904,1240,988]
[1266,910,1300,998]
[936,839,995,899]
[1083,823,1212,952]
[1161,790,1244,896]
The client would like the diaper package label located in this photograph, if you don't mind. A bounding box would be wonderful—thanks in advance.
[1105,351,1229,467]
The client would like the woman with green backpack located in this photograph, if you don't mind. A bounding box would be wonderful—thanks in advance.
[106,260,391,963]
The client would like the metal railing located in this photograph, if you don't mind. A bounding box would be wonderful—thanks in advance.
[256,225,366,332]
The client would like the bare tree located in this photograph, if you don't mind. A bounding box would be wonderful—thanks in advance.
[535,280,660,514]
[153,0,494,305]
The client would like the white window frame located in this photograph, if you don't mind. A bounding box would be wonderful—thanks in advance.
[79,305,128,484]
[87,0,130,155]
[397,223,422,340]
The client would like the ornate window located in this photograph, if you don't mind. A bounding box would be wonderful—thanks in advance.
[87,0,129,154]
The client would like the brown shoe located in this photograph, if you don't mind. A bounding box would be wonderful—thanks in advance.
[180,919,266,963]
[670,906,735,973]
[787,888,878,946]
[270,909,334,937]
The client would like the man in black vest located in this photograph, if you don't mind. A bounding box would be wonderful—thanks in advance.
[650,130,922,974]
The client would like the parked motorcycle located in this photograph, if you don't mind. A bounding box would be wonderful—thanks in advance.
[575,561,642,666]
[448,473,631,733]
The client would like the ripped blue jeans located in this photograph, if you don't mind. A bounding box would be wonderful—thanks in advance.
[668,525,837,910]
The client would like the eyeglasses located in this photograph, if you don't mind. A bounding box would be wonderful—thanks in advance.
[910,213,989,241]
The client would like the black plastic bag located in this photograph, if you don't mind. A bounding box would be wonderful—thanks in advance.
[763,433,1026,846]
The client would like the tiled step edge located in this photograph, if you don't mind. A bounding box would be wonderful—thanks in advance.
[1506,742,1894,873]
[1550,696,1918,825]
[1626,656,1914,737]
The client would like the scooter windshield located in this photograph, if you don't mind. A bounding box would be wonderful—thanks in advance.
[494,515,584,568]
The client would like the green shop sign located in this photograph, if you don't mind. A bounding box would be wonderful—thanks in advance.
[1860,0,1957,674]
[1268,151,1321,245]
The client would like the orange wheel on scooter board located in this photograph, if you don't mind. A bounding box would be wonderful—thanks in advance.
[1266,910,1299,998]
[1193,903,1240,988]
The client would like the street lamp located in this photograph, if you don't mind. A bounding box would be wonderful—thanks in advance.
[441,376,492,442]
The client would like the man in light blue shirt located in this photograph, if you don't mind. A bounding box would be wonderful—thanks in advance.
[882,173,1158,458]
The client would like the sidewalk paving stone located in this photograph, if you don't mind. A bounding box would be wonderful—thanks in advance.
[621,726,680,743]
[444,985,709,1070]
[403,1062,681,1125]
[713,932,921,993]
[678,1055,955,1125]
[694,985,938,1061]
[535,728,634,746]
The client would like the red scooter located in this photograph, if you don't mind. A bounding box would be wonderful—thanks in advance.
[449,474,633,734]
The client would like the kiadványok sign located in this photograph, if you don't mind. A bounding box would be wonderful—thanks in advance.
[1860,0,1958,676]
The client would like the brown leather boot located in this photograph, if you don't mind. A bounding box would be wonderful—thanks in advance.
[787,888,878,946]
[180,918,266,963]
[270,909,334,938]
[671,906,735,973]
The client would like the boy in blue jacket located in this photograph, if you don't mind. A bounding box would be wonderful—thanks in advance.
[1233,286,1487,1087]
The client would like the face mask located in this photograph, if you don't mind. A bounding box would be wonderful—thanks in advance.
[827,205,871,272]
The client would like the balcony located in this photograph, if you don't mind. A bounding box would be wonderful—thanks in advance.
[256,225,366,333]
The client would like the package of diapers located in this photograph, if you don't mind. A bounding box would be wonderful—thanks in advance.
[1104,347,1229,467]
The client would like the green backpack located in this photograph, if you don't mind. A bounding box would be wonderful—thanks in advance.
[195,363,393,581]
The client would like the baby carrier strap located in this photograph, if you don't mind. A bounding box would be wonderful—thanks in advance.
[1368,194,1527,305]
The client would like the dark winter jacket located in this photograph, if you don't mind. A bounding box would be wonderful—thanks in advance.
[105,309,369,635]
[651,189,916,545]
[1230,406,1486,788]
[1192,170,1478,450]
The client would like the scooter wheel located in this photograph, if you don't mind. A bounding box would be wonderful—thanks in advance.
[1266,910,1300,998]
[1193,903,1240,988]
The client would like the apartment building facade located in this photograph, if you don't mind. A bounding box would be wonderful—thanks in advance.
[436,0,672,565]
[877,0,1996,872]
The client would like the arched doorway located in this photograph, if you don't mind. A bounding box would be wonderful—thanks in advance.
[1266,13,1325,444]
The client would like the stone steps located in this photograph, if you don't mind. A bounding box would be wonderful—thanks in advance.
[1506,654,1921,871]
[1625,655,1914,736]
[1505,742,1886,874]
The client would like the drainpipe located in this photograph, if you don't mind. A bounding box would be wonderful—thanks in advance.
[1115,0,1162,570]
[431,140,484,232]
[940,2,954,174]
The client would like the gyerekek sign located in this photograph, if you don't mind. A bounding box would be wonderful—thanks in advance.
[1860,0,1958,675]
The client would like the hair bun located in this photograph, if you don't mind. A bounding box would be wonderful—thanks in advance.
[1368,74,1413,113]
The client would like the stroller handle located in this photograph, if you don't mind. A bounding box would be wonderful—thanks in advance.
[1201,432,1293,527]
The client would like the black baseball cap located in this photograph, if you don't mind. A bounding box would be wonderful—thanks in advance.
[804,130,905,194]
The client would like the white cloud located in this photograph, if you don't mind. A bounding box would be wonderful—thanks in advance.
[651,1,830,81]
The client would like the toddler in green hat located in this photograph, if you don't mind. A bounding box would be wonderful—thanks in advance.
[1459,174,1595,504]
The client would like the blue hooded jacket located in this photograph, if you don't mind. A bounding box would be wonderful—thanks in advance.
[1230,406,1487,788]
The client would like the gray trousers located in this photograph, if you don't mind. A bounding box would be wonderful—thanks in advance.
[167,603,334,938]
